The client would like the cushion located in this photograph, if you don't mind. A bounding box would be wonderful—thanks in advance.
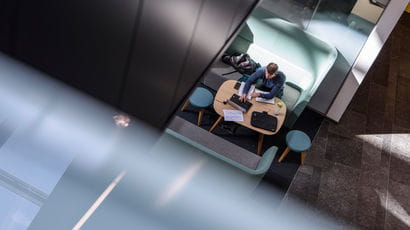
[189,87,213,108]
[281,82,302,111]
[286,130,311,152]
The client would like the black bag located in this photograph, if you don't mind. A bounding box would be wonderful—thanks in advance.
[222,53,260,75]
[251,111,277,132]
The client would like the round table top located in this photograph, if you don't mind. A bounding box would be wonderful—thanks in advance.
[213,80,287,135]
[189,87,214,108]
[286,130,311,152]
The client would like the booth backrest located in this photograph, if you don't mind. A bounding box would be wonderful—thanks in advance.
[165,128,277,175]
[156,128,278,197]
[243,9,337,96]
[247,43,312,91]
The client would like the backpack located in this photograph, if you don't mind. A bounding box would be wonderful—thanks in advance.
[222,53,260,75]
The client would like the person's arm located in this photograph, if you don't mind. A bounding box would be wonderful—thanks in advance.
[241,68,263,98]
[259,74,285,99]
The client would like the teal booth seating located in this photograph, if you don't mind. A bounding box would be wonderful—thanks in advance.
[165,129,277,175]
[153,128,278,197]
[203,8,337,127]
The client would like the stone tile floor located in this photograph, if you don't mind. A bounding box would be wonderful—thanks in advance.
[280,13,410,230]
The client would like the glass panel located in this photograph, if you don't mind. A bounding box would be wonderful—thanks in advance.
[0,186,40,230]
[308,0,385,64]
[0,109,77,195]
[259,0,321,29]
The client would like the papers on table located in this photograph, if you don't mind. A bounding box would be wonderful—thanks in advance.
[237,82,255,100]
[223,109,244,122]
[255,90,275,104]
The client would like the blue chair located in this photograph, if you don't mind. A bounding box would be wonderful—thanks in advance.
[180,87,214,126]
[278,130,311,165]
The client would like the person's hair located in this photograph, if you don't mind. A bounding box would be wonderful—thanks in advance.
[266,63,278,75]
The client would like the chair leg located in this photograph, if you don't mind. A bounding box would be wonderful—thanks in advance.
[180,100,190,112]
[301,152,307,165]
[197,109,205,126]
[278,147,290,163]
[209,116,223,132]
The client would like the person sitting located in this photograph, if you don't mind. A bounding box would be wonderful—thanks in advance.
[239,62,286,102]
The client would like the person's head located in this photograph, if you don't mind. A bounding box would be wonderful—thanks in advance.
[265,63,278,79]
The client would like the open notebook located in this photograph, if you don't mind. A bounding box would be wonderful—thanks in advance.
[236,82,255,100]
[255,90,275,104]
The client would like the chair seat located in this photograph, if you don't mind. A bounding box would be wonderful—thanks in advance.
[286,130,311,152]
[189,87,214,108]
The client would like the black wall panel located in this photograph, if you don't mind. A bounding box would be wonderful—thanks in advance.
[121,0,259,128]
[0,0,258,129]
[0,0,18,52]
[14,0,139,105]
[14,0,62,76]
[120,0,205,127]
[169,0,256,115]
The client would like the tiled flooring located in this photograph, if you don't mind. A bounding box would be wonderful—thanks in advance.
[281,13,410,229]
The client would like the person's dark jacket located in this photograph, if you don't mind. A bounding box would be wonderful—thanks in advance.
[243,67,286,99]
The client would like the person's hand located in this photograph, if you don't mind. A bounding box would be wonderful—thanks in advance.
[251,92,260,98]
[239,94,247,102]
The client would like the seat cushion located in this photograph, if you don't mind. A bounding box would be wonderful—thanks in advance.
[281,82,302,111]
[286,130,311,152]
[189,87,214,108]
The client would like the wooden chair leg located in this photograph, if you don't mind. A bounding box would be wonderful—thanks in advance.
[180,100,190,111]
[209,116,223,132]
[278,147,290,163]
[257,133,264,156]
[301,152,307,165]
[197,109,205,126]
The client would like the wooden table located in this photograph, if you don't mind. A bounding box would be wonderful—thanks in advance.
[209,80,287,155]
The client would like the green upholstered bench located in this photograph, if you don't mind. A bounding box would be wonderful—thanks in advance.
[149,128,278,197]
[165,129,277,176]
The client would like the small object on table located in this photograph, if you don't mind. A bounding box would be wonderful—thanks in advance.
[274,102,283,115]
[234,81,241,90]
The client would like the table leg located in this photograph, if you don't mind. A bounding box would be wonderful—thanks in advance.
[209,116,223,132]
[257,133,264,155]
